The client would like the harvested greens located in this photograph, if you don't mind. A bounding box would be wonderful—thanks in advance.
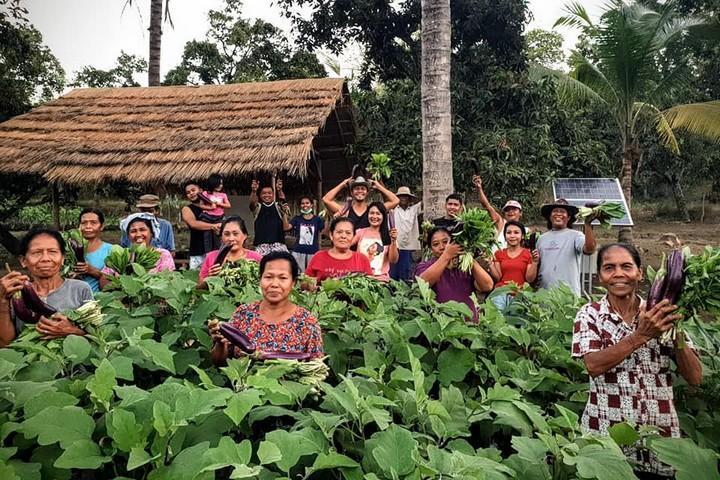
[217,259,260,286]
[104,244,161,274]
[576,201,625,229]
[366,153,392,180]
[450,208,498,272]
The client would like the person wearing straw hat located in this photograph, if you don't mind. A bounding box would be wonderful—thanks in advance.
[322,176,399,230]
[472,175,525,250]
[390,186,422,281]
[536,198,597,295]
[120,194,176,256]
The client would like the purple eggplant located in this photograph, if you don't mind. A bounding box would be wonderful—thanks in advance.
[12,297,40,323]
[258,351,313,361]
[388,210,396,230]
[662,249,685,305]
[219,323,256,354]
[20,282,57,318]
[214,244,231,266]
[584,201,601,208]
[69,239,85,263]
[524,231,539,251]
[646,270,667,309]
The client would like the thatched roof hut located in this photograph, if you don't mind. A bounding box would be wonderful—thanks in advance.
[0,78,357,188]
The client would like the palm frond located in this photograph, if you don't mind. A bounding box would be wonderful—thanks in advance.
[529,65,608,106]
[664,102,720,142]
[652,15,719,50]
[554,1,595,29]
[634,102,680,154]
[645,62,692,107]
[569,51,618,103]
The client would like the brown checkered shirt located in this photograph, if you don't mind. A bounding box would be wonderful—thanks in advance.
[572,295,690,475]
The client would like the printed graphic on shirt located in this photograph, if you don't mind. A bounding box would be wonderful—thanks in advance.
[299,224,315,246]
[359,238,385,275]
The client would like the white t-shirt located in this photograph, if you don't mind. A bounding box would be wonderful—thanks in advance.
[394,203,422,251]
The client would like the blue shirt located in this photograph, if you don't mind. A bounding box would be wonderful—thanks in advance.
[83,241,112,292]
[121,218,175,252]
[290,215,324,255]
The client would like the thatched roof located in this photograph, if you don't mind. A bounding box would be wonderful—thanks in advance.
[0,78,357,185]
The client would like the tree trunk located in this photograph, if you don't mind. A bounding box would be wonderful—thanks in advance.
[617,141,639,243]
[667,173,691,222]
[148,0,163,86]
[421,0,453,220]
[51,183,60,230]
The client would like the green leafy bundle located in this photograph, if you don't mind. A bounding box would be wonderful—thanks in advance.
[104,244,160,274]
[60,229,85,276]
[577,202,625,229]
[65,300,105,328]
[217,259,260,286]
[451,208,498,272]
[366,152,392,180]
[260,357,329,388]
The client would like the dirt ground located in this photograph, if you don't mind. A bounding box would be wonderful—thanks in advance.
[1,221,718,270]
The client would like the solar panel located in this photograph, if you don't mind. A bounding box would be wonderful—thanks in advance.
[552,178,634,227]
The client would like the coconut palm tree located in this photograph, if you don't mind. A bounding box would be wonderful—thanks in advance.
[123,0,172,86]
[421,0,453,220]
[538,0,720,242]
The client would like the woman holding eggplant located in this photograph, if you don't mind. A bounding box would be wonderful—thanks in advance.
[74,208,113,292]
[352,202,399,281]
[106,215,175,275]
[198,216,262,287]
[415,226,494,322]
[0,228,93,347]
[572,243,702,478]
[208,251,323,365]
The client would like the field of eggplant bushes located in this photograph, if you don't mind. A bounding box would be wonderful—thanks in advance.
[1,268,719,480]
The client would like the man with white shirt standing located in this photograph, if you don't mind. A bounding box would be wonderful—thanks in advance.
[390,187,422,281]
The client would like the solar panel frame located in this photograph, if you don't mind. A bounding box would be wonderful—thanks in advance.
[552,178,634,227]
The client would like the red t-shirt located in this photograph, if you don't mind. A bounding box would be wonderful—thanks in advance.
[305,250,373,282]
[494,248,532,287]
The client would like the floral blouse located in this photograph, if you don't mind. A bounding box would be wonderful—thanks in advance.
[229,302,324,358]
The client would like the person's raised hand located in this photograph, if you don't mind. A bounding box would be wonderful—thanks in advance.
[276,179,284,192]
[440,243,463,262]
[389,228,398,242]
[472,175,483,189]
[634,299,681,343]
[531,249,540,264]
[0,271,28,300]
[251,179,259,192]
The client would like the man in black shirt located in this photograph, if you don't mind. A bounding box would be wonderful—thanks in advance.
[322,176,399,230]
[181,182,222,269]
[432,193,464,228]
[249,179,292,256]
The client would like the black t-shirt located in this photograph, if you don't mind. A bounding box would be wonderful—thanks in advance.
[187,204,208,256]
[432,217,457,229]
[347,205,370,230]
[254,203,286,246]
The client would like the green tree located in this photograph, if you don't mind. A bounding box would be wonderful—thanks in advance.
[542,0,720,241]
[71,52,148,88]
[163,0,325,85]
[524,28,566,68]
[0,0,64,122]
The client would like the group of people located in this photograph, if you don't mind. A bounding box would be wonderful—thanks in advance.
[0,172,704,479]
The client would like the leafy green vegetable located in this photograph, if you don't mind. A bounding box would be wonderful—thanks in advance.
[366,152,392,180]
[216,259,260,286]
[576,202,625,229]
[450,208,498,271]
[105,244,160,275]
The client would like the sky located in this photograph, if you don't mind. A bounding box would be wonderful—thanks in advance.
[24,0,606,86]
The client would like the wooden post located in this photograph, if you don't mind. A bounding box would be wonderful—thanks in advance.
[51,183,60,229]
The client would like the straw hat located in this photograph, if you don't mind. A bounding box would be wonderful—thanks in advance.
[350,176,371,188]
[136,194,160,209]
[540,198,579,219]
[395,186,417,199]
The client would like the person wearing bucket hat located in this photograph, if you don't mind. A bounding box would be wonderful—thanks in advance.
[120,194,176,255]
[389,186,422,281]
[536,198,597,295]
[472,175,527,250]
[322,175,399,230]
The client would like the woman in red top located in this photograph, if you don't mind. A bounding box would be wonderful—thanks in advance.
[209,251,323,364]
[305,217,372,286]
[489,220,539,311]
